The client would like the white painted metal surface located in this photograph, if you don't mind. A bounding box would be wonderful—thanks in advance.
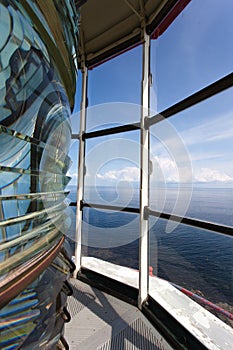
[75,65,88,271]
[149,278,233,350]
[81,257,233,350]
[82,256,139,288]
[139,31,150,308]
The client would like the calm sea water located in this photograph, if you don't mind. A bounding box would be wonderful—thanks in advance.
[67,186,233,309]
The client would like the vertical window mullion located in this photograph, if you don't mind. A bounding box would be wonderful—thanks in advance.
[75,65,88,272]
[139,31,150,308]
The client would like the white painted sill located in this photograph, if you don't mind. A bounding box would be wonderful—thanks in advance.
[81,257,233,350]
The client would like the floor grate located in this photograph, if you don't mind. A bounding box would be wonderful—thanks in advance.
[98,318,164,350]
[65,279,173,350]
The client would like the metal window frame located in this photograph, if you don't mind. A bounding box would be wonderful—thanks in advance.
[73,72,233,292]
[73,33,151,308]
[138,31,150,308]
[74,65,88,272]
[73,33,233,313]
[71,134,80,139]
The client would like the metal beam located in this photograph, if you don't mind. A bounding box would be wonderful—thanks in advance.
[138,30,150,308]
[81,201,140,214]
[74,65,88,272]
[124,0,143,21]
[84,122,140,139]
[148,208,233,238]
[147,73,233,127]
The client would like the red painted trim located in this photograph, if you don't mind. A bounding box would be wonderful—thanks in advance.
[149,266,233,321]
[88,42,141,70]
[87,1,191,69]
[151,0,192,39]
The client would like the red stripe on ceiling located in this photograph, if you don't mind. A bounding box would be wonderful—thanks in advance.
[151,0,192,39]
[88,42,141,70]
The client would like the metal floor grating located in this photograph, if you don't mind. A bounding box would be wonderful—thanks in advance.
[64,278,173,350]
[98,318,166,350]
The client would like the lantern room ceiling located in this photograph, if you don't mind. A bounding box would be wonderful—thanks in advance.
[77,0,188,68]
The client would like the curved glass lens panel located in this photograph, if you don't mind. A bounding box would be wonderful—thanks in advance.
[0,1,73,275]
[0,1,78,348]
[0,244,73,349]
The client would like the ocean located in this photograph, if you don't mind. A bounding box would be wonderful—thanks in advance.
[66,185,233,319]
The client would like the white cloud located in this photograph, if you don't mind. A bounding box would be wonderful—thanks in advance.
[152,156,233,184]
[81,157,233,186]
[151,156,192,183]
[194,168,233,183]
[152,156,178,182]
[97,166,139,182]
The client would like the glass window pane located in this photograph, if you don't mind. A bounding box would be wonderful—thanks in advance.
[89,46,141,106]
[149,217,233,327]
[149,88,233,227]
[84,131,140,207]
[86,46,142,131]
[82,207,139,270]
[86,102,141,133]
[151,0,233,111]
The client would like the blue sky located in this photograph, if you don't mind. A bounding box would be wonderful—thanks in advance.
[68,0,233,189]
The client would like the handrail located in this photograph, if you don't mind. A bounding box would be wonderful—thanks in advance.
[147,208,233,237]
[80,200,140,214]
[70,201,233,237]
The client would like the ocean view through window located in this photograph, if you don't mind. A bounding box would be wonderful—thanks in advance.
[68,0,233,331]
[1,0,233,348]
